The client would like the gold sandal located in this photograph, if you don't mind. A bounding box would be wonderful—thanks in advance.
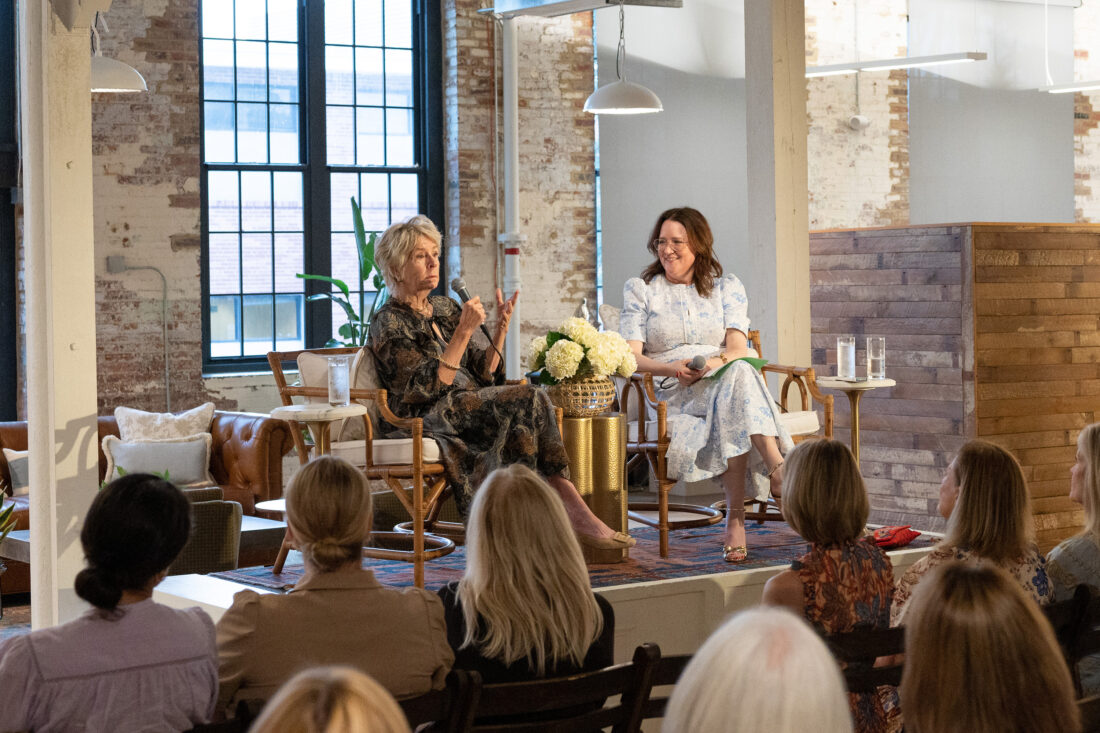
[723,544,748,563]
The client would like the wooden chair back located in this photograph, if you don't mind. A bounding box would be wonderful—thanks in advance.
[1064,586,1100,697]
[1080,694,1100,733]
[461,643,661,733]
[1042,584,1092,696]
[822,626,905,693]
[400,669,480,733]
[637,652,692,721]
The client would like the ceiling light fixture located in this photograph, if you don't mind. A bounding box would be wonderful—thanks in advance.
[90,12,147,93]
[583,0,662,115]
[1037,0,1098,92]
[806,51,988,78]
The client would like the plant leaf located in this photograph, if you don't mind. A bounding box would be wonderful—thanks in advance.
[297,273,350,299]
[545,331,566,348]
[538,369,557,385]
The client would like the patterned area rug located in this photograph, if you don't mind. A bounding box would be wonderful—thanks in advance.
[210,523,936,593]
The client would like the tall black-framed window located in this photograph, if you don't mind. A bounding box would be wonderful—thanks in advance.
[200,0,443,373]
[0,0,16,418]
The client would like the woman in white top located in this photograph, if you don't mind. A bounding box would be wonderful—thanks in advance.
[620,207,791,562]
[0,473,218,732]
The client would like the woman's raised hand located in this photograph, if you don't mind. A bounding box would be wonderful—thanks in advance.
[458,296,487,336]
[495,288,519,334]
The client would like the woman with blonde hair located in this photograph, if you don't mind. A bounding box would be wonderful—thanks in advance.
[436,464,613,682]
[1047,421,1100,692]
[251,666,411,733]
[663,608,853,733]
[901,562,1079,733]
[217,456,452,715]
[369,215,632,550]
[762,439,897,733]
[891,440,1051,625]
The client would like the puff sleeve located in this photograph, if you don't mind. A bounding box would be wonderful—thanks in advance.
[619,278,649,342]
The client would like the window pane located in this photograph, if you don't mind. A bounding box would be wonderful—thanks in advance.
[326,106,355,165]
[269,42,298,103]
[385,107,414,166]
[384,0,412,49]
[236,41,268,102]
[325,46,354,105]
[268,0,298,43]
[203,40,235,100]
[384,49,412,107]
[330,173,359,231]
[273,172,303,231]
[242,295,274,355]
[269,104,300,164]
[391,173,419,222]
[204,102,236,162]
[207,171,239,232]
[355,47,383,106]
[209,234,241,295]
[359,173,389,230]
[274,233,304,291]
[242,233,273,293]
[235,0,267,41]
[275,294,305,348]
[325,0,353,46]
[356,107,384,166]
[331,232,358,287]
[202,0,235,39]
[355,0,383,47]
[209,296,242,357]
[241,171,272,231]
[237,103,269,163]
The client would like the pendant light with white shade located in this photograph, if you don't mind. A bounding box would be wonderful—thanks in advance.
[584,0,661,115]
[90,12,147,93]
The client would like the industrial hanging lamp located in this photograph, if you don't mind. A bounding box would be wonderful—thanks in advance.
[584,0,661,115]
[90,12,147,93]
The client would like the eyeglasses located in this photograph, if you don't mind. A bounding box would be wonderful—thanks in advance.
[653,238,689,252]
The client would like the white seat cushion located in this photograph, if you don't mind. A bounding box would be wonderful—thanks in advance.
[627,420,660,442]
[329,438,442,467]
[778,410,820,437]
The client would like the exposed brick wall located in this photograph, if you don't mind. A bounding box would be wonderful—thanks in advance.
[805,0,909,229]
[92,0,215,414]
[1075,0,1100,222]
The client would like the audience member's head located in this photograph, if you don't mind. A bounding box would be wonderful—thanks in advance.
[663,608,853,733]
[941,440,1033,561]
[1072,422,1100,539]
[74,473,190,611]
[250,666,410,733]
[458,463,602,675]
[782,438,868,545]
[286,456,373,573]
[901,562,1079,733]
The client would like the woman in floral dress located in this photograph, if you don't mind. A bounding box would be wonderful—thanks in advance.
[368,215,632,550]
[619,207,791,562]
[891,440,1052,626]
[762,439,900,733]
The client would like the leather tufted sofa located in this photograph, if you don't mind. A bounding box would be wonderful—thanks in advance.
[0,411,295,594]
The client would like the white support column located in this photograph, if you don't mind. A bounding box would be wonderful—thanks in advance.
[744,0,810,365]
[19,3,101,627]
[500,17,523,379]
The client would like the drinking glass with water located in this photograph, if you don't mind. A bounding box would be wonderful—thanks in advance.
[866,337,885,379]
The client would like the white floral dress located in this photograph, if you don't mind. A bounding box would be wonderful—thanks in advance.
[619,274,792,499]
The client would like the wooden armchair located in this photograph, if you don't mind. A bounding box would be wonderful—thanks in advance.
[620,329,834,557]
[268,347,458,587]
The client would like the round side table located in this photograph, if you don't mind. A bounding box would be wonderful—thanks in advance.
[815,377,897,466]
[270,403,367,456]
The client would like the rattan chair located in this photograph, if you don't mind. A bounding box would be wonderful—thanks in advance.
[268,347,458,588]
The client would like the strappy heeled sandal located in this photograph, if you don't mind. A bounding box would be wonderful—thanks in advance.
[766,460,784,500]
[723,508,748,563]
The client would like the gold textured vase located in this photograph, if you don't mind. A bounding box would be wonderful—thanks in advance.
[547,375,616,418]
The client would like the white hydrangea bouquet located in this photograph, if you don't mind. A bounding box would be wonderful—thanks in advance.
[528,317,638,385]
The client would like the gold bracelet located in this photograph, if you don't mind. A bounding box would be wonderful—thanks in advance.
[438,355,461,371]
[718,352,729,364]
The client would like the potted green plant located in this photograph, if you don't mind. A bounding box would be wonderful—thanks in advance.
[0,500,17,589]
[297,197,387,347]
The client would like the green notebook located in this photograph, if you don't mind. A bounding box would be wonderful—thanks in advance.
[705,356,768,379]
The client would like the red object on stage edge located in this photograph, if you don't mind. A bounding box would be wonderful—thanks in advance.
[872,525,921,549]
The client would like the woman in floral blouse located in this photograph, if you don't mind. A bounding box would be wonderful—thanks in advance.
[891,440,1052,626]
[368,215,632,550]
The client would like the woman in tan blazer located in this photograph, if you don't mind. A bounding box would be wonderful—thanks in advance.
[216,456,452,716]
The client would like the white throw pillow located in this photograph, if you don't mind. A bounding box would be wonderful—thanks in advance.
[114,402,215,441]
[102,433,215,486]
[2,448,29,496]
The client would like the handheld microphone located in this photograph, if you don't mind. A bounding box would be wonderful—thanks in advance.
[451,277,497,345]
[689,355,708,371]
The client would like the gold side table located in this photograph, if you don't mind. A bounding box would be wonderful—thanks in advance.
[815,377,897,466]
[562,413,628,563]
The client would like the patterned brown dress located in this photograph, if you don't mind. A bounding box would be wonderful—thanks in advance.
[369,296,569,516]
[793,537,900,733]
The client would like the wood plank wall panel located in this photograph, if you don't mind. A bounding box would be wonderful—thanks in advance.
[810,223,1098,552]
[972,224,1096,551]
[809,226,970,533]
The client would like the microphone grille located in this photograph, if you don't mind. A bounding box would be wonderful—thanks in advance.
[451,277,466,292]
[690,355,707,370]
